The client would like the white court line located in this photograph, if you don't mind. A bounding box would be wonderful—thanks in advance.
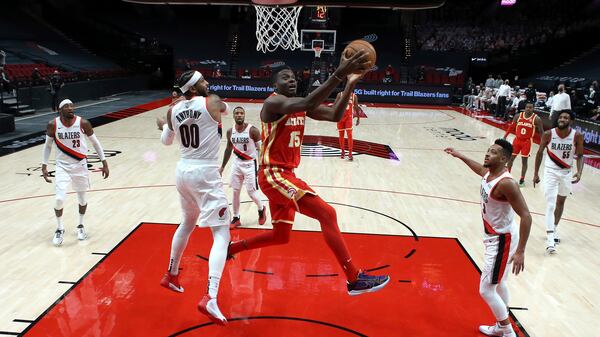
[16,98,121,121]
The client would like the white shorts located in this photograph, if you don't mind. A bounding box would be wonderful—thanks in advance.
[543,167,572,198]
[55,160,90,195]
[230,158,258,192]
[481,231,518,285]
[176,159,230,228]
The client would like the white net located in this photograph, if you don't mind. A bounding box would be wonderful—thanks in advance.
[254,5,303,53]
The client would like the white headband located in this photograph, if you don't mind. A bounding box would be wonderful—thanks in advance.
[180,71,203,93]
[59,99,73,109]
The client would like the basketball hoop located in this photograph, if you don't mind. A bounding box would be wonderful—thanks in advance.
[313,46,322,58]
[253,0,302,53]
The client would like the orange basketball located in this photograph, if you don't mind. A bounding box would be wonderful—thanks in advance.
[343,39,377,74]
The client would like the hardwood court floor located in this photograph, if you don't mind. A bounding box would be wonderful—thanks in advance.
[0,101,598,336]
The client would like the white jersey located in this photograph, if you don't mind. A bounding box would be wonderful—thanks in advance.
[53,116,88,167]
[231,124,257,161]
[481,171,516,237]
[545,128,576,170]
[171,96,221,161]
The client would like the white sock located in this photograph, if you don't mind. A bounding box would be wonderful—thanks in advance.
[208,225,230,298]
[79,213,85,226]
[168,221,196,275]
[232,189,241,217]
[56,215,64,231]
[208,275,221,298]
[554,225,559,238]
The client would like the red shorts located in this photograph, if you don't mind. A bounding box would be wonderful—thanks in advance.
[337,116,352,131]
[512,137,532,157]
[258,166,316,225]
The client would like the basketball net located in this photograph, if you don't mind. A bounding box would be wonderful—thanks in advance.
[254,5,302,53]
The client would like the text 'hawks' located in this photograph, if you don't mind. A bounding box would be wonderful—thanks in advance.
[57,132,81,140]
[285,116,305,126]
[175,109,202,123]
[551,143,572,151]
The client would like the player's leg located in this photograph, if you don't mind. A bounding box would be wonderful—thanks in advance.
[338,129,346,159]
[230,163,243,228]
[244,161,266,225]
[347,129,354,161]
[52,166,70,246]
[507,154,517,173]
[553,195,567,244]
[519,156,528,186]
[479,238,516,336]
[518,139,532,186]
[71,166,90,240]
[198,224,230,326]
[543,169,559,253]
[228,201,293,256]
[297,194,390,295]
[195,166,231,325]
[160,171,199,293]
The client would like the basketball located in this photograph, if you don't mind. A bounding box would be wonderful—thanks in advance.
[343,39,377,73]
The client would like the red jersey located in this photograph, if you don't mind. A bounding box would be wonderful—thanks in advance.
[342,93,356,120]
[515,111,536,139]
[260,94,306,169]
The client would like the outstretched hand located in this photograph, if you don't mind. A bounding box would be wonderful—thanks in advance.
[444,147,462,158]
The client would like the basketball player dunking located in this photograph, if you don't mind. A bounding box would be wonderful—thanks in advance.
[503,102,543,186]
[533,110,584,254]
[220,106,266,228]
[335,91,360,160]
[228,51,390,295]
[445,139,532,337]
[157,70,231,325]
[42,99,109,246]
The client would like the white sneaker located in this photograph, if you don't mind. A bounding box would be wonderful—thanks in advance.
[77,225,87,240]
[479,323,516,337]
[53,229,65,246]
[546,243,557,255]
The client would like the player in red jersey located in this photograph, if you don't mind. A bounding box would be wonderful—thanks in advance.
[503,102,543,186]
[228,52,390,296]
[336,92,360,160]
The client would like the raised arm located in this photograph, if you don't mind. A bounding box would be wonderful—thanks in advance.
[82,119,109,179]
[220,128,233,175]
[262,51,370,121]
[533,130,551,187]
[206,94,228,124]
[307,73,363,122]
[572,132,584,183]
[497,179,531,275]
[444,147,487,177]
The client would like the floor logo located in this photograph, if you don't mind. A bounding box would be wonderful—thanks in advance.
[301,135,399,161]
[424,127,484,141]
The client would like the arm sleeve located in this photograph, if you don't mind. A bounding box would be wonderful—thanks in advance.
[87,134,106,161]
[42,136,53,165]
[161,124,175,145]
